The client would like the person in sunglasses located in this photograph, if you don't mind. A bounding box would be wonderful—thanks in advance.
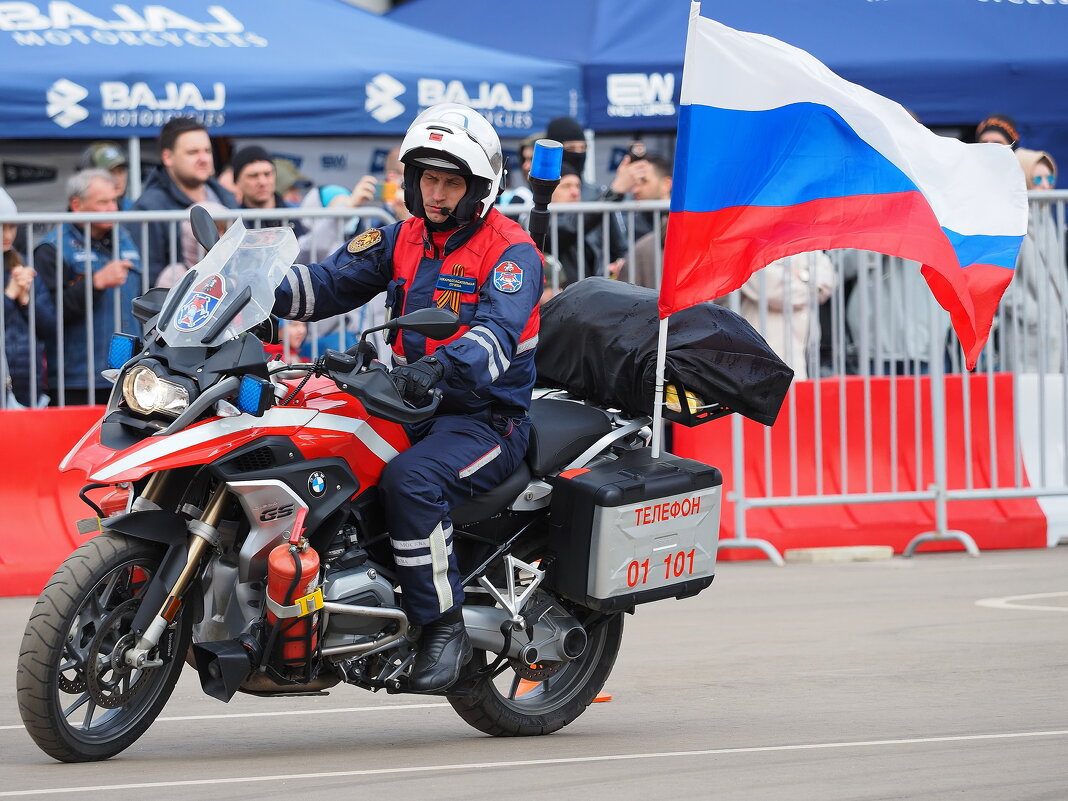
[999,148,1066,373]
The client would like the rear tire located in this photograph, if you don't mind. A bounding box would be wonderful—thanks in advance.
[16,532,190,762]
[447,611,623,736]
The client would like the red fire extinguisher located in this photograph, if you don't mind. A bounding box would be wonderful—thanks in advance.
[266,539,321,669]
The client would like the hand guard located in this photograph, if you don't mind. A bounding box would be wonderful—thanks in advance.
[389,356,444,405]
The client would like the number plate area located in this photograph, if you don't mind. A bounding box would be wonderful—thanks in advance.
[588,486,721,600]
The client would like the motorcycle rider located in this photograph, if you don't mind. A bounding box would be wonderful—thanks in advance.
[272,103,542,692]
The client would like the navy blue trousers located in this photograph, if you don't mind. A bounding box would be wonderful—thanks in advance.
[378,412,529,625]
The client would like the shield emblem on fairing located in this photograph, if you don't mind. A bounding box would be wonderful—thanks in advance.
[175,275,226,332]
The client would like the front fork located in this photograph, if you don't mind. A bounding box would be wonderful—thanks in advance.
[124,474,229,669]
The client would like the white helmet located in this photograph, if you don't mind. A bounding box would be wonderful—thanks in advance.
[399,103,504,225]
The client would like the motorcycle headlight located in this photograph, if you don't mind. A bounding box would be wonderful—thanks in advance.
[122,365,190,418]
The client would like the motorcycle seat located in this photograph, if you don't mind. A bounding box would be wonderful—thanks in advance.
[450,398,612,526]
[526,397,613,475]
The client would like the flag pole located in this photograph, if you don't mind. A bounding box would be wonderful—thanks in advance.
[650,316,669,458]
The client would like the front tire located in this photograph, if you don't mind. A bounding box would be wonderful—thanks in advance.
[447,610,623,736]
[16,532,191,762]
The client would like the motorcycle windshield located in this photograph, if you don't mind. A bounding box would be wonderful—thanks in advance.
[158,219,298,349]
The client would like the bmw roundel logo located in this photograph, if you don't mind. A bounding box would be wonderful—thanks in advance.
[308,471,327,497]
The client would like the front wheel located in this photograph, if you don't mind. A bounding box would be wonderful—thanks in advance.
[16,532,190,762]
[447,610,623,736]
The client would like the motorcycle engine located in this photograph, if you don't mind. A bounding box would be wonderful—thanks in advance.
[320,561,396,649]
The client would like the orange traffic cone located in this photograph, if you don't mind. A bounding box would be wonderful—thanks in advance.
[516,678,540,696]
[516,676,611,702]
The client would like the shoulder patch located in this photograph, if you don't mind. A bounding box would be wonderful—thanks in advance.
[347,228,382,254]
[492,261,523,293]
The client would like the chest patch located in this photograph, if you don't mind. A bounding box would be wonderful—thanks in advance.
[435,272,478,294]
[492,261,523,293]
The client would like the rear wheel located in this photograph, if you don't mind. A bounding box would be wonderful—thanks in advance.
[447,609,623,736]
[16,532,190,762]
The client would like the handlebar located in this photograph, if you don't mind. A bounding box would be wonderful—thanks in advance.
[322,349,442,425]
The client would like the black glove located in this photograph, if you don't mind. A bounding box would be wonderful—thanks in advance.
[389,356,444,405]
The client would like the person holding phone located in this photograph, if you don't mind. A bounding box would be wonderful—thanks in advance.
[347,145,411,223]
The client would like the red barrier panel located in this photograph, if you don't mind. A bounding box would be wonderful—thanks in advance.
[1,376,1046,594]
[0,407,104,596]
[675,374,1046,560]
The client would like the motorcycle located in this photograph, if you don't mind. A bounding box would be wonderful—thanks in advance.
[16,209,724,763]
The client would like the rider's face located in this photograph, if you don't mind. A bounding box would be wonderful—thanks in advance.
[419,169,468,224]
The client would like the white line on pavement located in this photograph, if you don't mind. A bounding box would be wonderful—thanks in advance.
[975,591,1068,612]
[3,729,1067,796]
[0,703,449,732]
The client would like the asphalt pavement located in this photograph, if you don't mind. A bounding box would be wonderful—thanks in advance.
[2,547,1066,800]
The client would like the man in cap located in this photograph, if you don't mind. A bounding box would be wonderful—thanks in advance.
[273,157,313,206]
[80,141,132,209]
[273,103,542,693]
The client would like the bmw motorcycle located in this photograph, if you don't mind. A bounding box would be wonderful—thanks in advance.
[16,210,723,763]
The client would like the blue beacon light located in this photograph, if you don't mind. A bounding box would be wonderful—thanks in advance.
[526,139,563,252]
[530,139,563,181]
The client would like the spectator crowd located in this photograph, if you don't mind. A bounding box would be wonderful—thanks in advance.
[2,111,1066,408]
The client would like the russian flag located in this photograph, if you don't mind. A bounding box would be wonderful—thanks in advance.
[660,3,1028,370]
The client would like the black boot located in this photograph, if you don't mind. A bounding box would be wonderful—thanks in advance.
[409,610,472,693]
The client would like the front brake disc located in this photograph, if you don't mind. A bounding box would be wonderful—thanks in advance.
[85,599,149,709]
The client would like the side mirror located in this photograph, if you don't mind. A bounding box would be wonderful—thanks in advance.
[387,307,460,341]
[190,204,220,251]
[131,286,170,325]
[250,315,279,345]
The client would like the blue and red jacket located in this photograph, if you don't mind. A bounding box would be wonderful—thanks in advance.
[274,208,542,415]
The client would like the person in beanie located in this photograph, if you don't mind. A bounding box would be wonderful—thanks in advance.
[132,116,238,283]
[975,113,1020,148]
[542,115,626,279]
[273,103,541,692]
[2,188,54,407]
[231,145,307,236]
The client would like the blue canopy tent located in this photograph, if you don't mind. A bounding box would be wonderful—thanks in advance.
[0,0,580,139]
[389,0,1068,164]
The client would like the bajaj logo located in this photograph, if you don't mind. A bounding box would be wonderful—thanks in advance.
[46,78,89,128]
[366,73,405,123]
[606,73,676,119]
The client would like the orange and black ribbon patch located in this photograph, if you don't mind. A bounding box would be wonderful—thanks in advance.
[434,264,475,315]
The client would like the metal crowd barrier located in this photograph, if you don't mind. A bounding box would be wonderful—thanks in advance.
[0,205,396,408]
[2,196,1066,556]
[713,192,1068,559]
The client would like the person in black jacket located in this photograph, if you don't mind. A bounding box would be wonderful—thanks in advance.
[131,116,238,283]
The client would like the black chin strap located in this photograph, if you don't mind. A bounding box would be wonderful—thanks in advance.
[426,217,459,234]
